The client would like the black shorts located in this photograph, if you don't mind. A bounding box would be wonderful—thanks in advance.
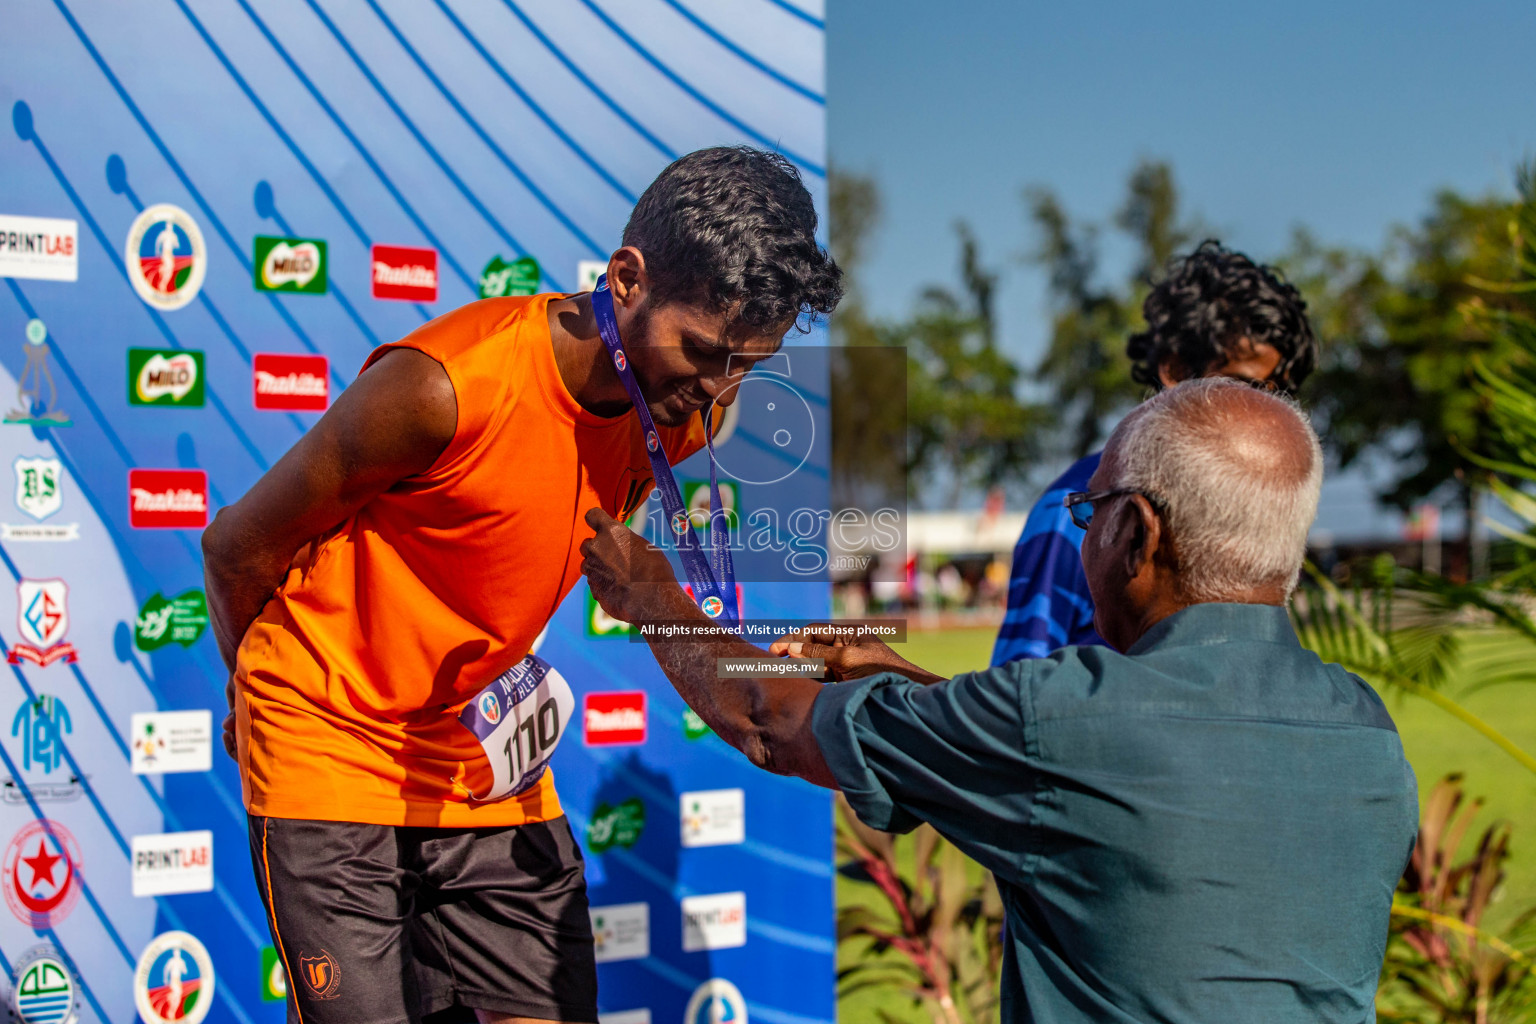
[248,814,598,1024]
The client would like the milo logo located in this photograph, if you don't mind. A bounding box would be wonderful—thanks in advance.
[478,255,541,299]
[253,235,327,294]
[127,349,205,407]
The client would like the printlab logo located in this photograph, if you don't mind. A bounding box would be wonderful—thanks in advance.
[10,944,80,1024]
[6,694,81,804]
[253,353,329,411]
[134,931,215,1024]
[684,978,748,1024]
[128,348,205,407]
[681,892,747,952]
[11,579,76,667]
[125,204,207,311]
[0,215,78,282]
[5,456,78,542]
[253,235,327,294]
[131,830,213,897]
[135,589,210,651]
[582,692,647,746]
[131,710,213,775]
[297,950,341,1001]
[478,255,540,298]
[129,469,208,529]
[2,819,82,928]
[585,797,645,853]
[371,244,437,302]
[259,946,287,1002]
[5,320,70,428]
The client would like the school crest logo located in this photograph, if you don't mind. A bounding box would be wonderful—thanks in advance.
[125,204,207,311]
[10,945,79,1024]
[133,931,214,1024]
[297,950,340,1001]
[13,458,60,521]
[10,580,76,667]
[3,819,82,928]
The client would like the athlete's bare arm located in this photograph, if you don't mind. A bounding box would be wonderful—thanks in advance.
[202,348,457,673]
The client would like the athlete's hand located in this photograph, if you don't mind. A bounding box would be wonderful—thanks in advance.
[580,507,681,624]
[768,625,944,684]
[222,676,237,759]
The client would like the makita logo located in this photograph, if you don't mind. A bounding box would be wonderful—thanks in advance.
[127,469,208,528]
[371,245,439,302]
[583,692,647,746]
[253,354,329,411]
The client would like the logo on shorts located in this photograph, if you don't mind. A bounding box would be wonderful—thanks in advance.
[125,204,207,311]
[613,350,626,372]
[10,944,79,1024]
[478,691,500,725]
[297,950,340,1001]
[3,819,82,928]
[700,596,724,619]
[134,931,214,1024]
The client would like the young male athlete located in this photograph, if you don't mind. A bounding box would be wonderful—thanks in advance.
[202,146,841,1024]
[991,240,1317,665]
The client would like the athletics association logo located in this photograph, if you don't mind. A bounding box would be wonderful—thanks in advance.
[10,580,76,668]
[478,691,500,726]
[134,931,214,1024]
[583,692,646,746]
[371,244,437,302]
[297,949,340,1001]
[125,204,206,311]
[5,320,71,428]
[684,978,748,1024]
[253,353,328,412]
[9,944,79,1024]
[128,348,205,407]
[700,596,724,619]
[645,431,658,452]
[253,235,327,294]
[128,469,208,529]
[613,350,626,372]
[3,819,82,928]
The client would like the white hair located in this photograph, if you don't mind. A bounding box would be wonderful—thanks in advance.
[1103,377,1323,601]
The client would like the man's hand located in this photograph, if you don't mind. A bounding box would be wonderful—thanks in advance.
[579,508,683,625]
[769,625,946,685]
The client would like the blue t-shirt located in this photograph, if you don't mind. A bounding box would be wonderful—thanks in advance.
[992,452,1104,666]
[815,603,1419,1024]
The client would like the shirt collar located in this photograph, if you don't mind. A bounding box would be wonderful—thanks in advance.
[1126,602,1299,656]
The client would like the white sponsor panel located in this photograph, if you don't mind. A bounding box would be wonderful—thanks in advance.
[680,788,745,848]
[597,1012,650,1024]
[590,901,649,963]
[681,892,746,952]
[131,831,213,897]
[130,710,213,774]
[0,215,78,281]
[576,260,607,292]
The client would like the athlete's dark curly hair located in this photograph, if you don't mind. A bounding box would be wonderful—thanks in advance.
[1127,240,1317,396]
[623,146,843,339]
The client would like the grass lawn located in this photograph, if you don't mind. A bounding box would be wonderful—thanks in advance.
[838,626,1536,1021]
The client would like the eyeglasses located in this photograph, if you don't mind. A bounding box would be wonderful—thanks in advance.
[1062,489,1164,530]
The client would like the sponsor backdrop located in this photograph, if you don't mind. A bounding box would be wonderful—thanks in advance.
[0,4,830,1024]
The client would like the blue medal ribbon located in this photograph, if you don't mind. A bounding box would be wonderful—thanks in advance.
[590,275,740,628]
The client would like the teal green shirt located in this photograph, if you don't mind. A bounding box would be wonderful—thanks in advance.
[813,603,1418,1023]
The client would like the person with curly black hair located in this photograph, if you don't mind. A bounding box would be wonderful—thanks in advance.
[992,240,1317,667]
[204,146,841,1024]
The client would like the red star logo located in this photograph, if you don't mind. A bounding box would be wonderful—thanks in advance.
[22,840,61,890]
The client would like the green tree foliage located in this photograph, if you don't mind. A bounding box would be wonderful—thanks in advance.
[1026,159,1200,457]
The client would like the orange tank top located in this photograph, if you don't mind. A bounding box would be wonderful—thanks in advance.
[235,294,708,827]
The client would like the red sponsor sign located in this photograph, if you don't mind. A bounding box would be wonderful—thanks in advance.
[128,469,208,528]
[583,691,647,746]
[372,244,438,302]
[254,353,330,411]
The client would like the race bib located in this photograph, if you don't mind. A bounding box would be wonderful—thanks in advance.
[457,654,575,802]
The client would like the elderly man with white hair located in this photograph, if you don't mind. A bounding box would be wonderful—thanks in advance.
[579,377,1419,1024]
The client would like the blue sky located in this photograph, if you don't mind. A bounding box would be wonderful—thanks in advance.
[827,0,1536,535]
